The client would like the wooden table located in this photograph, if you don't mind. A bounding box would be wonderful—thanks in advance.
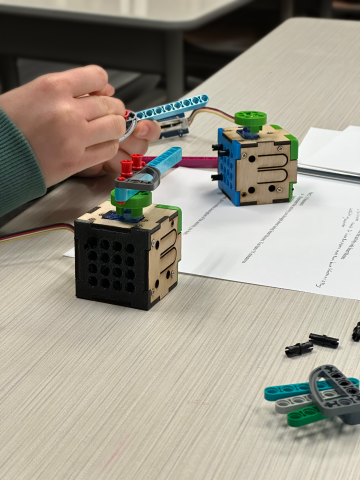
[1,18,360,480]
[0,0,252,100]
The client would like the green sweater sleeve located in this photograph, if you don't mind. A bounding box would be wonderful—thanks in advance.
[0,108,46,217]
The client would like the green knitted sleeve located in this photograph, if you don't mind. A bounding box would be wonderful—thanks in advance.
[0,108,46,217]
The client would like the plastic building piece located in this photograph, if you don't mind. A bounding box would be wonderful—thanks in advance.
[114,147,182,204]
[276,379,360,414]
[234,111,267,132]
[212,116,298,207]
[352,322,360,341]
[74,202,182,311]
[287,404,327,427]
[157,113,189,139]
[264,377,360,402]
[135,94,209,122]
[114,166,161,203]
[155,205,182,233]
[285,342,313,357]
[131,154,145,171]
[309,365,360,425]
[275,389,339,414]
[143,156,218,169]
[119,111,138,143]
[309,333,339,348]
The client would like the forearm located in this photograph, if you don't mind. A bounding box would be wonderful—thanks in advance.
[0,108,46,217]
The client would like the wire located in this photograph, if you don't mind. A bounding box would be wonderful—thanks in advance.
[0,223,74,245]
[188,107,235,126]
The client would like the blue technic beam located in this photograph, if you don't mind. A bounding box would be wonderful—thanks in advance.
[115,147,182,203]
[135,95,209,122]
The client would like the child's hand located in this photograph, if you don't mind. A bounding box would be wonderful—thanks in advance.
[76,118,161,177]
[0,65,159,186]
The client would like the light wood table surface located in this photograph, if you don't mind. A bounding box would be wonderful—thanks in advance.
[1,18,360,480]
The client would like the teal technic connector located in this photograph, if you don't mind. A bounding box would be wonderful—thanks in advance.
[136,95,209,122]
[264,378,359,401]
[115,147,182,203]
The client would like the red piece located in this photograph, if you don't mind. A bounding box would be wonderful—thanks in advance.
[117,176,126,181]
[120,159,133,178]
[124,110,130,120]
[131,154,145,171]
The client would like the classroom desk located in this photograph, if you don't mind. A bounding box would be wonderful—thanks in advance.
[1,17,360,480]
[0,0,252,100]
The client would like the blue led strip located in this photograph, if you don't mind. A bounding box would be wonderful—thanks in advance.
[136,95,209,122]
[115,147,182,203]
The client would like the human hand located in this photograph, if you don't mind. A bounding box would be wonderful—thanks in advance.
[76,117,161,177]
[0,65,159,187]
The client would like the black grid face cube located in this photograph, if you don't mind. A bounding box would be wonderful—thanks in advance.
[75,201,181,311]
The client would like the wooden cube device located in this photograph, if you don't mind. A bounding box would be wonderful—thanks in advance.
[214,122,298,206]
[75,201,182,311]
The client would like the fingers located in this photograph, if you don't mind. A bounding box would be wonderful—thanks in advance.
[132,120,161,142]
[62,65,109,97]
[81,140,120,172]
[90,83,115,97]
[78,95,126,121]
[117,135,149,156]
[86,114,126,146]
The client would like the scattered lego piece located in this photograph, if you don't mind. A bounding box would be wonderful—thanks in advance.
[263,378,356,401]
[352,322,360,341]
[285,342,313,358]
[275,389,339,414]
[309,333,339,348]
[309,365,360,425]
[287,404,327,427]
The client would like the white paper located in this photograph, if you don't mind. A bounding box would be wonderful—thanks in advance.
[301,126,360,173]
[299,127,341,162]
[152,168,360,300]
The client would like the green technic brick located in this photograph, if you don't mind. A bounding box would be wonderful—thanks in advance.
[284,134,298,160]
[270,124,282,130]
[111,190,152,217]
[287,405,328,427]
[289,182,297,201]
[156,205,182,233]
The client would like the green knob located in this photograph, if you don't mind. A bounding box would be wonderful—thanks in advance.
[234,111,267,133]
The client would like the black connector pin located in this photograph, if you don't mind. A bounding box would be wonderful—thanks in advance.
[211,174,223,181]
[212,143,223,151]
[352,323,360,342]
[285,342,313,358]
[309,333,339,349]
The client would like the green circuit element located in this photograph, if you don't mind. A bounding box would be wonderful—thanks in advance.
[234,111,267,133]
[289,182,297,201]
[156,205,182,233]
[287,405,328,427]
[285,134,299,160]
[270,124,282,130]
[111,189,152,217]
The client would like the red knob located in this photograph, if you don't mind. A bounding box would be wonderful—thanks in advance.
[131,154,144,171]
[120,159,133,178]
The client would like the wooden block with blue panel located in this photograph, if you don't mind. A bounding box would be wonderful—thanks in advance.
[212,111,298,206]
